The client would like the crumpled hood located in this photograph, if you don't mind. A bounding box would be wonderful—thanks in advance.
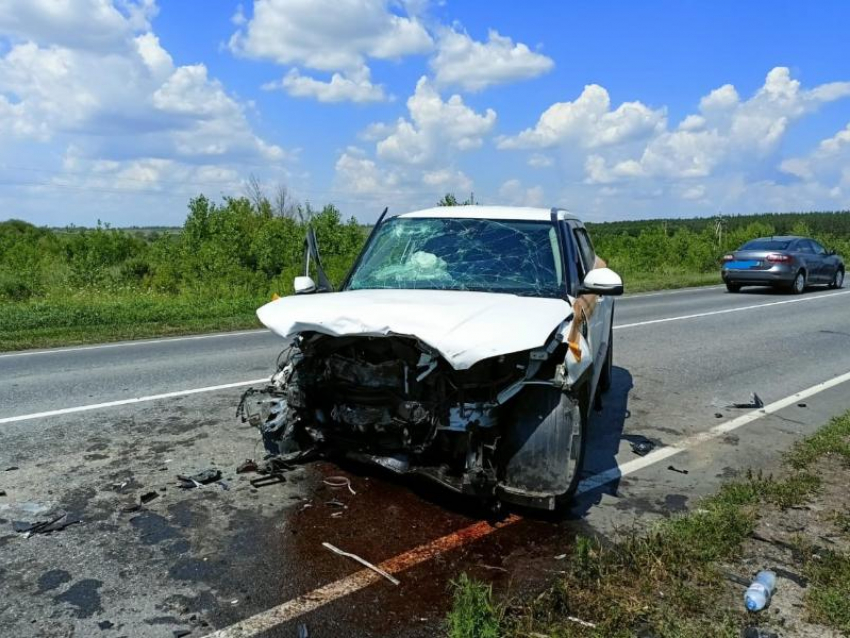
[257,289,573,370]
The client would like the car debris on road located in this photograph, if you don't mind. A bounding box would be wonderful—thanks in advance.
[13,512,80,537]
[177,469,222,489]
[323,541,400,585]
[323,476,356,495]
[729,392,764,409]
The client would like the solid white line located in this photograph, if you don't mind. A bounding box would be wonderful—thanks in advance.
[205,368,850,638]
[0,378,268,425]
[578,367,850,494]
[614,289,850,330]
[0,329,268,360]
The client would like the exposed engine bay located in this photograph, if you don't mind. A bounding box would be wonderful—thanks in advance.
[238,327,588,510]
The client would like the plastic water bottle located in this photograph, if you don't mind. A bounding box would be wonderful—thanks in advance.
[744,570,777,611]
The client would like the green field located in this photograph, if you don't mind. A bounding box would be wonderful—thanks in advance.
[2,193,849,351]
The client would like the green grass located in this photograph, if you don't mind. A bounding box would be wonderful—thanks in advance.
[449,411,850,637]
[623,270,721,293]
[0,269,724,352]
[447,574,502,638]
[785,412,850,469]
[0,292,264,350]
[804,550,850,632]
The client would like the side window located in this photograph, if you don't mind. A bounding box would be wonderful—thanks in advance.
[798,240,813,254]
[559,222,581,296]
[572,227,597,277]
[810,240,827,255]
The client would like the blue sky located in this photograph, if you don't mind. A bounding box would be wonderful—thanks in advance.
[1,0,849,226]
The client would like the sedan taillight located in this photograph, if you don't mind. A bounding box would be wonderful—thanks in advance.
[766,253,793,263]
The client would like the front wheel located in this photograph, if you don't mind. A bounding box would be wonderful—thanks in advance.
[726,282,741,293]
[499,384,588,510]
[830,268,845,289]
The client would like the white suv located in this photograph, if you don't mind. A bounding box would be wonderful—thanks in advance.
[240,206,623,511]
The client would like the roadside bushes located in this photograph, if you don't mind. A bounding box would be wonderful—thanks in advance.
[0,196,367,302]
[2,203,850,304]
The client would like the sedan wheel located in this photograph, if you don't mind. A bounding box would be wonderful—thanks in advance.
[831,269,845,289]
[726,282,741,293]
[791,271,806,295]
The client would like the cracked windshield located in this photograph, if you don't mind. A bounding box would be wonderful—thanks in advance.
[347,217,564,297]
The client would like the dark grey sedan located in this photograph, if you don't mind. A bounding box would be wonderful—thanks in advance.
[721,236,845,294]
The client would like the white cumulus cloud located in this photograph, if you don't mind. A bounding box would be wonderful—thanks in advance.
[497,84,666,150]
[264,68,386,103]
[584,67,850,184]
[375,76,496,165]
[431,28,553,92]
[229,0,432,72]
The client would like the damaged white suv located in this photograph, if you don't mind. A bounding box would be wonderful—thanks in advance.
[239,206,623,511]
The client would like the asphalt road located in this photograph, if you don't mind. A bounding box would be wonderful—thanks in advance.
[2,283,850,637]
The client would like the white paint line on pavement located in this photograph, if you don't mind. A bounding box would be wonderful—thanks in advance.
[614,288,850,330]
[0,378,268,425]
[4,289,849,424]
[0,329,268,359]
[206,368,850,638]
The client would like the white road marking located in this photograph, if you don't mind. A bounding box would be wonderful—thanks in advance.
[0,378,268,425]
[614,289,850,330]
[0,329,268,359]
[206,368,850,638]
[3,289,848,424]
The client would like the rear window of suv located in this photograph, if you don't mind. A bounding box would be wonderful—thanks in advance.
[741,239,792,250]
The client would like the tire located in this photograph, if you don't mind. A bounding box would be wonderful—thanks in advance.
[830,268,845,289]
[598,325,613,393]
[500,384,588,509]
[726,282,741,293]
[790,270,806,295]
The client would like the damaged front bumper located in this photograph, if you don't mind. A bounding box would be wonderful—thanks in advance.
[238,327,589,510]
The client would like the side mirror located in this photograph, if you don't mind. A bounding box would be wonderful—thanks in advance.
[828,249,837,256]
[293,276,317,294]
[579,267,623,296]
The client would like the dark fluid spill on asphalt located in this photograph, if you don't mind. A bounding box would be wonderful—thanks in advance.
[203,460,591,638]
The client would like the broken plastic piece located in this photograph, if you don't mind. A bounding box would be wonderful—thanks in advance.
[173,630,192,638]
[0,490,6,497]
[236,459,258,474]
[177,469,222,489]
[323,476,356,495]
[322,542,400,586]
[140,491,159,504]
[797,403,807,408]
[297,623,309,638]
[13,513,81,537]
[631,440,655,456]
[667,465,689,475]
[250,474,286,488]
[729,393,764,409]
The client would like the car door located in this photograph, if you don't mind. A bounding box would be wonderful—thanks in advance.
[565,221,611,393]
[795,240,818,281]
[808,239,831,282]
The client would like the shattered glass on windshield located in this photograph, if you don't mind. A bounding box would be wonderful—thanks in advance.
[347,217,563,297]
